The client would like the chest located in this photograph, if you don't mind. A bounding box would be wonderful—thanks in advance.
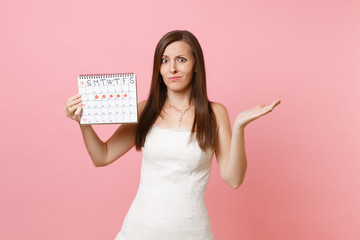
[142,126,213,173]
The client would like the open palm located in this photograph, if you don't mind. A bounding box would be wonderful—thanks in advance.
[235,99,281,128]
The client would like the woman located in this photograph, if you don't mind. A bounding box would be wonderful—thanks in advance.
[64,30,281,239]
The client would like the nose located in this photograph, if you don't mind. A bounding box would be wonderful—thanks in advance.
[169,60,177,74]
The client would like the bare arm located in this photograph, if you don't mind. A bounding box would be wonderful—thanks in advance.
[64,93,146,167]
[213,103,245,189]
[79,123,137,167]
[213,99,281,189]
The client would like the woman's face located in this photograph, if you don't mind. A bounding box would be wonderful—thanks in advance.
[160,41,195,94]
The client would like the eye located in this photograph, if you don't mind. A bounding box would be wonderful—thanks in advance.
[178,57,187,63]
[161,58,167,64]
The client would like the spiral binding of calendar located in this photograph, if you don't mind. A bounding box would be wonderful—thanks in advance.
[78,73,134,79]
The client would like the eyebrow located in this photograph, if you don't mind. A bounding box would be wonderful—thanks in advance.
[162,54,186,58]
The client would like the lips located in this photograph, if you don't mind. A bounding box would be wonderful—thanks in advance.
[168,76,181,82]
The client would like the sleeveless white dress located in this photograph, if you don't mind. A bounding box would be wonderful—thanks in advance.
[115,125,215,239]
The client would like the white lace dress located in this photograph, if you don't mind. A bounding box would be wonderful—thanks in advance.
[115,125,215,240]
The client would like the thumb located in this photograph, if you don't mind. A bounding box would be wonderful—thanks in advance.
[74,106,83,121]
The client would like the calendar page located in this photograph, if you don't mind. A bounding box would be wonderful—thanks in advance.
[78,73,138,125]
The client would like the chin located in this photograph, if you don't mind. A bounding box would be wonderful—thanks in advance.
[167,85,192,93]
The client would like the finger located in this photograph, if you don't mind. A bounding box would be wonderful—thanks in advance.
[68,95,82,105]
[72,97,83,105]
[69,102,83,113]
[66,97,82,109]
[270,99,281,109]
[67,93,82,102]
[259,106,273,116]
[255,104,266,109]
[74,105,83,120]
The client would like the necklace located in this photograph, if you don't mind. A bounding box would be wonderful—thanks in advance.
[168,102,193,128]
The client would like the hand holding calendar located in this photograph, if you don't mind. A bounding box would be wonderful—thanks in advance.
[64,93,83,123]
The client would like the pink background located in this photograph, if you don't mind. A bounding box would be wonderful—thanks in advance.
[1,0,359,239]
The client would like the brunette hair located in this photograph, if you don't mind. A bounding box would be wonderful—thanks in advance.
[135,30,217,151]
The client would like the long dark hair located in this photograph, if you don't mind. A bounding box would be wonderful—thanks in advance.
[135,30,217,151]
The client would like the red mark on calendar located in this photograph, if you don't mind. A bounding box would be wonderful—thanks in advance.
[102,95,106,99]
[124,94,128,98]
[95,95,99,99]
[110,94,113,98]
[117,94,121,98]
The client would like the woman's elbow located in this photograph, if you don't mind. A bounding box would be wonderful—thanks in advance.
[93,162,105,167]
[227,177,245,189]
[229,181,242,189]
[92,158,110,167]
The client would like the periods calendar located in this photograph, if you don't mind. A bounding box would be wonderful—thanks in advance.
[78,73,138,125]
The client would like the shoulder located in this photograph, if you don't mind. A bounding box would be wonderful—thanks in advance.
[211,102,229,117]
[210,102,230,126]
[138,100,147,115]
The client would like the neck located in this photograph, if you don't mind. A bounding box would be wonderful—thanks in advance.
[166,89,192,109]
